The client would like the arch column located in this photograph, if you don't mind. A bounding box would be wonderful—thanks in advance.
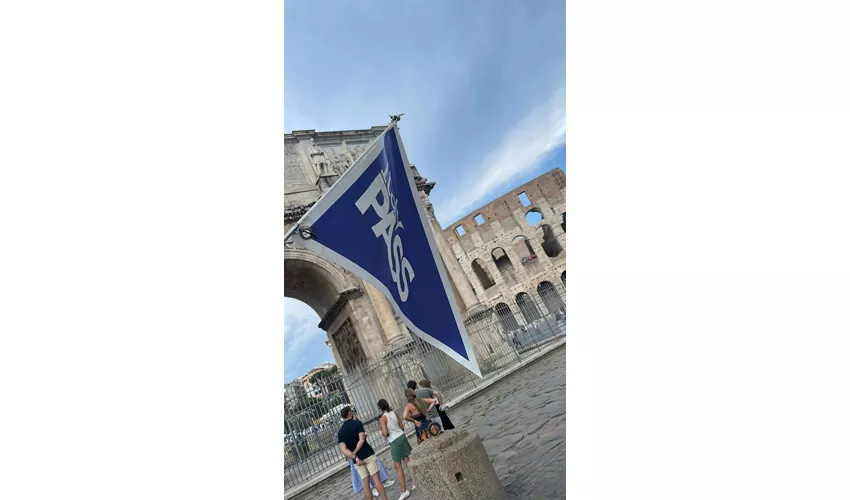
[525,235,552,266]
[508,237,540,279]
[362,282,407,344]
[485,254,509,288]
[500,246,526,283]
[426,213,481,312]
[320,289,392,369]
[469,259,496,301]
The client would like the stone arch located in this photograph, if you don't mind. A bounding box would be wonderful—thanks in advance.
[283,248,377,375]
[511,235,536,264]
[537,281,563,315]
[491,247,517,285]
[560,212,565,233]
[516,292,542,323]
[561,271,566,286]
[537,224,563,257]
[284,247,355,318]
[525,208,544,226]
[284,246,415,425]
[471,258,495,290]
[494,302,520,332]
[491,247,513,273]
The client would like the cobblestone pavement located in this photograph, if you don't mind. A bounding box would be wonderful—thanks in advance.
[288,345,566,500]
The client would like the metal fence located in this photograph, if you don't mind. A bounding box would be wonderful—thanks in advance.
[283,281,566,488]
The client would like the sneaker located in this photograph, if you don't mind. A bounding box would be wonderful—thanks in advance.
[384,479,396,487]
[372,488,379,498]
[398,490,411,500]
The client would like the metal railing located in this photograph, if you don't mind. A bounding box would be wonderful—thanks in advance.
[283,282,565,488]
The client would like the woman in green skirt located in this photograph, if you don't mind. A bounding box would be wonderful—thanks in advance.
[378,399,413,500]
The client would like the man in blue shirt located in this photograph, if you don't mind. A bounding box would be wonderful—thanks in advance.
[337,406,388,500]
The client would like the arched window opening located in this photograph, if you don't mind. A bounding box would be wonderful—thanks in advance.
[537,281,563,315]
[525,208,543,226]
[511,235,537,264]
[471,259,495,290]
[537,224,563,257]
[492,248,517,285]
[560,212,566,233]
[516,292,542,323]
[561,271,566,286]
[491,247,513,272]
[495,302,520,332]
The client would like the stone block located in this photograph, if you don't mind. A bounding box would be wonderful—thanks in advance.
[408,428,507,500]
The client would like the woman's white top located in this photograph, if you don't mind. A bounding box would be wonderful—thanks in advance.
[383,410,405,442]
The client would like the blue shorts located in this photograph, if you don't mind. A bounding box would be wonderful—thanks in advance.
[415,419,432,440]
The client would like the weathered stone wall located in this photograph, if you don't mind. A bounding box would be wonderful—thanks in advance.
[284,127,384,205]
[441,169,566,315]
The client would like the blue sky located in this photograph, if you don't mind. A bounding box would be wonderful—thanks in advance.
[284,0,565,382]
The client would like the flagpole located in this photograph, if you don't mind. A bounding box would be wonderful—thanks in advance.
[284,115,402,242]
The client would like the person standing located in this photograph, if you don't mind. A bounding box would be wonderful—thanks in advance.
[419,379,454,430]
[408,380,443,431]
[378,399,413,500]
[337,406,388,500]
[403,388,437,443]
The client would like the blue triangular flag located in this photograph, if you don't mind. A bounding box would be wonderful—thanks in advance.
[290,123,481,376]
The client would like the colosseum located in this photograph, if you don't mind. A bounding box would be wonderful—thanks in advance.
[442,168,566,317]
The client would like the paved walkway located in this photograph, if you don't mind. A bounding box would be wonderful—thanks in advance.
[287,344,566,500]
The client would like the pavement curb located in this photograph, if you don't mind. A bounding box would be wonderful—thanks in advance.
[284,337,566,499]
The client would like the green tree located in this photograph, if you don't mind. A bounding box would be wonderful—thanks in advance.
[310,365,338,384]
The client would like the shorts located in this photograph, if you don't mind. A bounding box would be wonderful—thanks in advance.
[389,435,412,463]
[414,419,430,439]
[354,454,379,479]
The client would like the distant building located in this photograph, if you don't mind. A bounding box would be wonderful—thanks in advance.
[299,362,336,398]
[284,379,306,403]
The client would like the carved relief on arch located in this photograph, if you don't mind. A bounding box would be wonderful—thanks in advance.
[285,141,310,186]
[330,318,366,373]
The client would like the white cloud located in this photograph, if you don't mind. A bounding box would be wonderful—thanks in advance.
[437,87,566,224]
[283,299,326,382]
